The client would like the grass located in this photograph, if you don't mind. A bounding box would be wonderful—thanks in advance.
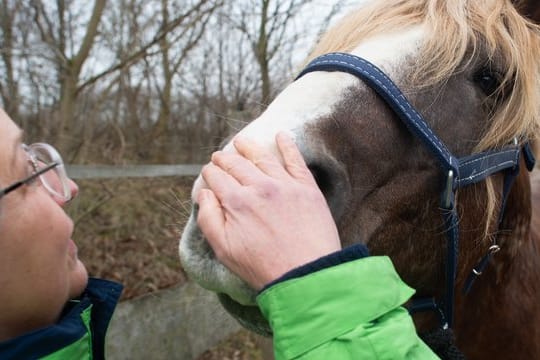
[67,176,195,300]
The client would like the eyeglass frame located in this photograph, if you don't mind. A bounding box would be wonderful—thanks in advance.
[0,143,71,201]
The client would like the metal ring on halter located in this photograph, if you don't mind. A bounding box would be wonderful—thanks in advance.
[471,245,501,276]
[443,170,454,209]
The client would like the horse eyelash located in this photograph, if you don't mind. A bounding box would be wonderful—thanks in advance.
[473,67,507,98]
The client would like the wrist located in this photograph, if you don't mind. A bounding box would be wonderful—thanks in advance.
[260,243,370,293]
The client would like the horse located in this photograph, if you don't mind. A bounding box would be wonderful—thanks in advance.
[179,0,540,358]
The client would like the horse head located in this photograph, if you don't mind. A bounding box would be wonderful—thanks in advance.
[180,0,540,356]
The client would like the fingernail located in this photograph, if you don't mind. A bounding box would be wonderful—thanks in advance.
[234,136,250,145]
[198,189,209,201]
[277,131,296,143]
[211,151,222,161]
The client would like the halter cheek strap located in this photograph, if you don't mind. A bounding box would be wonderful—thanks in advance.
[296,52,535,328]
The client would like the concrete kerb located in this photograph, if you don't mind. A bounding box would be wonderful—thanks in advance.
[105,281,242,359]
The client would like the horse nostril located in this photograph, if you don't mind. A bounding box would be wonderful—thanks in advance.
[304,157,349,221]
[308,163,333,197]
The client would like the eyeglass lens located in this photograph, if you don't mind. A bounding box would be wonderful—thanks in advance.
[29,144,71,201]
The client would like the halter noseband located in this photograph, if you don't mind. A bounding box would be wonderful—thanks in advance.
[296,52,536,328]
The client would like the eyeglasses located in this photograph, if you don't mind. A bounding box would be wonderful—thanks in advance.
[0,143,72,202]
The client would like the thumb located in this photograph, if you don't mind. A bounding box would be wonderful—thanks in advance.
[197,189,226,248]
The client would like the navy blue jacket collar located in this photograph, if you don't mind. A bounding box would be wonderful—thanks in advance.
[0,278,122,360]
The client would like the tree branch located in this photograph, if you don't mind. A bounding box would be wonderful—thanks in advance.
[71,0,106,74]
[76,0,220,95]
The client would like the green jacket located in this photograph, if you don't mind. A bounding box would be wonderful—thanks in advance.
[257,256,438,359]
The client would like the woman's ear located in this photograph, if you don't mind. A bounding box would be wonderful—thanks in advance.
[513,0,540,23]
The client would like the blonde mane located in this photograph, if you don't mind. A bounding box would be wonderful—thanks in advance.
[308,0,540,241]
[310,0,540,148]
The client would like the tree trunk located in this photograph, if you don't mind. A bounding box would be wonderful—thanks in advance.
[256,0,271,104]
[153,0,172,144]
[0,0,20,120]
[56,0,106,154]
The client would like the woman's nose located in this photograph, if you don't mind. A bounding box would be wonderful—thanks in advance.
[67,178,79,201]
[52,177,79,206]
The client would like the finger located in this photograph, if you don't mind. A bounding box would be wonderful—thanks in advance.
[233,137,289,179]
[276,132,316,184]
[211,151,263,185]
[197,189,226,248]
[200,162,241,200]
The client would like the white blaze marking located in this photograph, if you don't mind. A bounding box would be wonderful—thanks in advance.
[351,25,426,79]
[228,25,425,150]
[191,25,425,200]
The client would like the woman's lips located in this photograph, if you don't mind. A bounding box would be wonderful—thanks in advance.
[67,239,78,259]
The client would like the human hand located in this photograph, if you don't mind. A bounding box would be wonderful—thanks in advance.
[197,132,341,290]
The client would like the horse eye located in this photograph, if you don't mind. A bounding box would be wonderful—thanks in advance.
[475,69,501,96]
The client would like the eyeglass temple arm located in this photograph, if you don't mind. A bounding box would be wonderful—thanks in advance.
[0,162,58,198]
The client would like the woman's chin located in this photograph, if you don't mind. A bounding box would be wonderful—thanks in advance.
[69,259,89,299]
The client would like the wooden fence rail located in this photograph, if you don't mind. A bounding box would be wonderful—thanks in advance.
[66,164,203,179]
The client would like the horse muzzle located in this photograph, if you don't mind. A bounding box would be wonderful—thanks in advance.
[179,204,258,306]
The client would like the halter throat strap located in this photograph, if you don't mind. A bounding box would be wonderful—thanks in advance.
[296,52,530,328]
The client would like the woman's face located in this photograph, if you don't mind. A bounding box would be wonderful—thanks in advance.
[0,109,88,341]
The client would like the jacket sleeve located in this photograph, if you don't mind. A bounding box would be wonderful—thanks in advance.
[256,256,439,359]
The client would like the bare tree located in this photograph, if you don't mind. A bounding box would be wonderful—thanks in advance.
[2,0,347,163]
[152,0,220,141]
[30,0,106,150]
[0,0,25,120]
[223,0,317,104]
[181,4,261,157]
[24,0,221,157]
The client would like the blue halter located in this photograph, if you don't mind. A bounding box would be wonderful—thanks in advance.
[296,52,536,328]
